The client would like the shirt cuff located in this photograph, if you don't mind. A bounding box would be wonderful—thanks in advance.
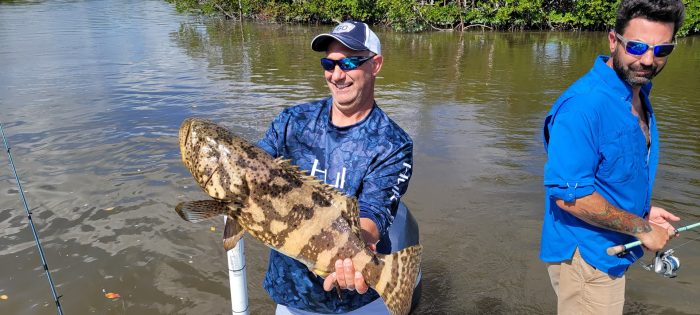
[547,183,595,203]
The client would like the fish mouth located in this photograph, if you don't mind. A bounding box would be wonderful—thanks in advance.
[179,118,194,151]
[179,118,199,174]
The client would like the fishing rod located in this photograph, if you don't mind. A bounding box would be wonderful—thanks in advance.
[1,122,64,315]
[607,221,700,256]
[607,221,700,278]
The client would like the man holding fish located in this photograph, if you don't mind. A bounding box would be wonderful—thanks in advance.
[540,0,686,313]
[175,20,419,315]
[255,21,414,314]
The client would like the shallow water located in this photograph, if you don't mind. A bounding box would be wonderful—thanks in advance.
[1,1,699,314]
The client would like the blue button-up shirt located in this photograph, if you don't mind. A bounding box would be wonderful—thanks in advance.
[540,55,659,277]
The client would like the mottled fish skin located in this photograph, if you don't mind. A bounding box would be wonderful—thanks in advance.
[176,118,422,315]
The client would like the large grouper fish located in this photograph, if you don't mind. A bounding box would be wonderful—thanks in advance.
[174,118,422,315]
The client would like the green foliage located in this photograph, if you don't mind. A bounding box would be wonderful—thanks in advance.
[376,0,424,32]
[678,0,700,37]
[419,3,460,27]
[165,0,700,36]
[571,0,617,29]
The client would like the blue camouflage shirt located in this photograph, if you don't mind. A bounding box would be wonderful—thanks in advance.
[257,96,413,313]
[541,55,659,277]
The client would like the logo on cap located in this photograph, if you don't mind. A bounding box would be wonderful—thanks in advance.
[333,23,355,33]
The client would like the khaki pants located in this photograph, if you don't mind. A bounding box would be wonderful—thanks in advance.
[547,248,625,315]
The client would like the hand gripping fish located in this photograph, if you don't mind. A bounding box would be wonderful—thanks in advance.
[175,118,422,315]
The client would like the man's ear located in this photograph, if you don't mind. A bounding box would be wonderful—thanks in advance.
[371,55,383,77]
[608,31,617,54]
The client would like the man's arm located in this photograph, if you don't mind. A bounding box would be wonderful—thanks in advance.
[359,218,379,248]
[556,192,673,251]
[257,109,293,158]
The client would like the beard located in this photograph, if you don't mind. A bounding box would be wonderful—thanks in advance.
[611,49,662,87]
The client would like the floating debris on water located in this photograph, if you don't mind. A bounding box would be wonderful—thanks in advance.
[102,289,121,299]
[104,292,121,299]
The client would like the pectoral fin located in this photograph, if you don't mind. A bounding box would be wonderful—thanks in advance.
[175,200,230,223]
[223,217,246,251]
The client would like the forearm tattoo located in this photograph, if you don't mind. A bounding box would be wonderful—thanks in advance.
[579,202,651,235]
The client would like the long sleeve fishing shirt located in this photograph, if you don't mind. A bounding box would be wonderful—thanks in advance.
[257,96,413,313]
[540,55,659,277]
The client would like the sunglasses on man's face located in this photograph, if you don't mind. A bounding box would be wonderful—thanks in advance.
[320,56,373,71]
[615,33,675,58]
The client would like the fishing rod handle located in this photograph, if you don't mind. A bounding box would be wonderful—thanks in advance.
[606,229,678,256]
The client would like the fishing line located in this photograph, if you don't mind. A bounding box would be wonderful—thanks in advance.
[669,232,700,251]
[0,122,65,315]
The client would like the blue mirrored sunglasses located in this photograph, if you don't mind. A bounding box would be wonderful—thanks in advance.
[320,56,373,71]
[615,33,675,57]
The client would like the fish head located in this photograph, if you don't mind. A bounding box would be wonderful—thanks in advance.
[179,118,251,201]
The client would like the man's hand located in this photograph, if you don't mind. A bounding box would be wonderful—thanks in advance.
[648,206,680,231]
[322,218,379,294]
[636,223,670,251]
[322,258,370,294]
[636,206,680,251]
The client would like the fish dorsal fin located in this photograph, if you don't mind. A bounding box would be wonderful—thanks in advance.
[343,195,362,236]
[306,178,363,237]
[274,157,295,168]
[275,157,311,176]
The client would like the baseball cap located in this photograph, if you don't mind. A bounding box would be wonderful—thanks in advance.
[311,20,381,55]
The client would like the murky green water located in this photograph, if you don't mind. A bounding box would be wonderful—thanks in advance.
[1,1,699,314]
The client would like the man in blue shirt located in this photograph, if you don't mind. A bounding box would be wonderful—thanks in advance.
[257,21,413,314]
[541,0,685,313]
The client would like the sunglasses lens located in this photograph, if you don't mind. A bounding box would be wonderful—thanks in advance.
[625,41,649,56]
[654,45,675,57]
[337,58,360,71]
[321,57,370,71]
[320,58,335,71]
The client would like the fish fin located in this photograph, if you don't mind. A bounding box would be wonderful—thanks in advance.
[274,157,293,166]
[275,157,314,177]
[366,245,422,315]
[342,198,362,237]
[175,200,229,223]
[223,217,245,251]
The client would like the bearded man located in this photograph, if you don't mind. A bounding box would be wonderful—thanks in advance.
[540,0,686,313]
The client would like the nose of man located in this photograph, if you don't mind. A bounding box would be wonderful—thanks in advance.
[639,49,655,66]
[330,65,346,82]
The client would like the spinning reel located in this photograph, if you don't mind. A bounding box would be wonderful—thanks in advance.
[612,222,700,279]
[642,249,680,278]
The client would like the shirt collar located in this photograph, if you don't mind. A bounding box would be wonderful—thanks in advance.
[325,97,377,131]
[592,55,653,104]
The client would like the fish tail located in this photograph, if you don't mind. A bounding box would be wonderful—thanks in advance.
[368,245,422,315]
